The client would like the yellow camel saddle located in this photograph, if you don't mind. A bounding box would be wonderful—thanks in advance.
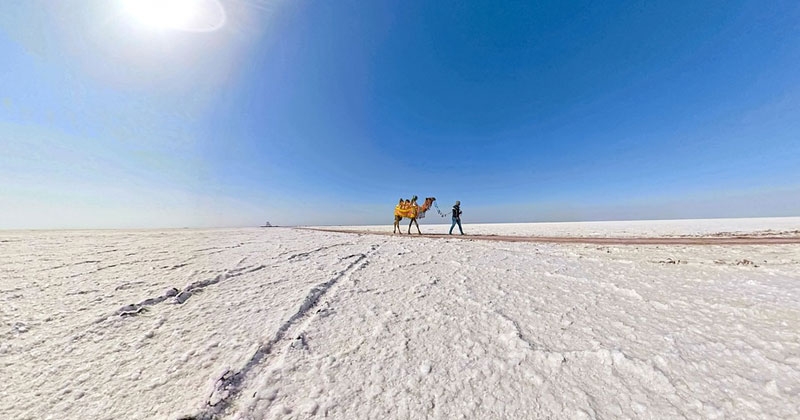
[394,197,436,219]
[394,203,419,218]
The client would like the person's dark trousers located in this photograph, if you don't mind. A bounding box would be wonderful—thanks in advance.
[449,217,463,235]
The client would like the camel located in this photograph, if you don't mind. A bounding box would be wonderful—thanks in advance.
[393,196,436,234]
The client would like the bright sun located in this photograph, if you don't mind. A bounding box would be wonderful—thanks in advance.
[123,0,195,29]
[121,0,226,32]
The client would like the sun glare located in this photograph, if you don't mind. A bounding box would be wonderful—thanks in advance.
[121,0,226,32]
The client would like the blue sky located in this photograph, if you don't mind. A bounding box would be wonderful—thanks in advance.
[1,0,799,229]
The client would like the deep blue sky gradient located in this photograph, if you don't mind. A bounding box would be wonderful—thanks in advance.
[1,0,799,228]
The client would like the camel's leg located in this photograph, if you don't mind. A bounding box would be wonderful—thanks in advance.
[408,218,421,234]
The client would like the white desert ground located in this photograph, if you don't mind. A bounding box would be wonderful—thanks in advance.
[1,217,799,419]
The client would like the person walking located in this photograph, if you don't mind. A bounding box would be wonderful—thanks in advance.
[449,200,464,235]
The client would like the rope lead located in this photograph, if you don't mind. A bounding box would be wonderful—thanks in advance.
[433,202,450,218]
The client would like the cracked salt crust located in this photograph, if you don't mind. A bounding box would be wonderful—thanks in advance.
[1,219,799,419]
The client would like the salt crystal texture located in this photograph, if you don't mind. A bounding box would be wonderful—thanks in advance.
[1,218,799,419]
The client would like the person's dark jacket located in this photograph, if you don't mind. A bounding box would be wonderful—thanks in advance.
[452,204,462,220]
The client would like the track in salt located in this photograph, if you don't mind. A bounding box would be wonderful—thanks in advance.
[182,245,378,420]
[106,263,267,319]
[107,243,351,320]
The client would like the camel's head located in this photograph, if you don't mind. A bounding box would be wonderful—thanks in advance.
[421,197,436,210]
